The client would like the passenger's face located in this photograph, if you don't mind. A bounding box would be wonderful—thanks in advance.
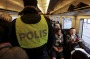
[57,30,61,36]
[55,24,60,28]
[70,29,76,35]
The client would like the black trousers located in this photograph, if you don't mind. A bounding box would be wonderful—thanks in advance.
[23,44,48,59]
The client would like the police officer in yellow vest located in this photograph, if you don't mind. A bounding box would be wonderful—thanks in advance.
[8,0,55,59]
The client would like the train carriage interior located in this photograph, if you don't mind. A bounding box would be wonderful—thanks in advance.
[0,0,90,59]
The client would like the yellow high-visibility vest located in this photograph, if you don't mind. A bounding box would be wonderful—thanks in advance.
[16,15,48,48]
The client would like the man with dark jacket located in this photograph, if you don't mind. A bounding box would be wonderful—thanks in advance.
[64,28,80,59]
[8,0,55,59]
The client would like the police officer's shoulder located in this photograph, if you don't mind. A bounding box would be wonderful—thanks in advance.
[44,16,51,24]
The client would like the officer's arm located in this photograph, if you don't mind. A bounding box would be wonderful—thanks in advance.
[45,17,55,50]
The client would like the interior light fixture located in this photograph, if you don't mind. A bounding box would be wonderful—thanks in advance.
[37,0,50,14]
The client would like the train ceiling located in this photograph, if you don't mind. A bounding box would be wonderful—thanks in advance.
[50,0,90,15]
[0,0,90,15]
[0,0,23,12]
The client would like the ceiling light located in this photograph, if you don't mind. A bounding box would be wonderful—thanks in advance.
[37,0,50,14]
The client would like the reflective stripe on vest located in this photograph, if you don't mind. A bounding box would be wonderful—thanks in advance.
[16,15,48,48]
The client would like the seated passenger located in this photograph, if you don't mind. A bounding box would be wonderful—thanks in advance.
[64,28,80,59]
[51,28,64,59]
[66,28,80,50]
[68,28,79,41]
[71,48,90,59]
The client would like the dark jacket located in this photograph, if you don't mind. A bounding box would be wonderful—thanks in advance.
[0,19,10,43]
[8,7,55,59]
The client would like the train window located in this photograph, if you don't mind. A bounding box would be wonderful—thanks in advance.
[63,18,72,29]
[87,19,90,23]
[84,19,87,23]
[82,19,90,45]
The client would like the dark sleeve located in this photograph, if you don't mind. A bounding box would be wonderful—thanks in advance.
[0,21,10,43]
[8,19,19,46]
[45,17,55,50]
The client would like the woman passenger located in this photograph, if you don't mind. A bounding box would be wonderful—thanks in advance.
[51,28,64,59]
